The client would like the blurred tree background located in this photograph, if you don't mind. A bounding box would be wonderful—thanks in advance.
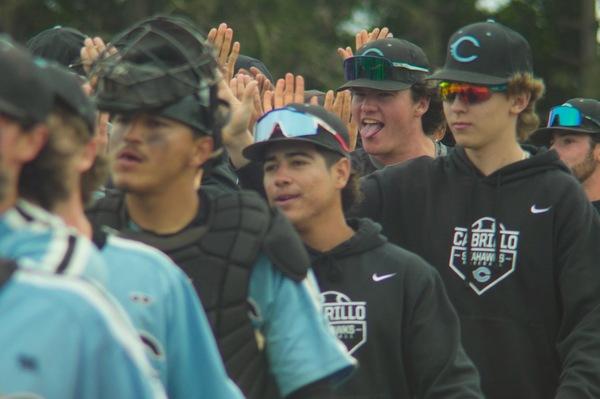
[1,0,598,118]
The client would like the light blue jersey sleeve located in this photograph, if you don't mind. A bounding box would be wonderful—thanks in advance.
[101,236,243,399]
[249,253,356,397]
[0,201,107,284]
[0,269,166,399]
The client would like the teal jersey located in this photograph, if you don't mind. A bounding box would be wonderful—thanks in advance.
[99,234,243,399]
[249,254,356,397]
[0,200,106,283]
[0,267,166,399]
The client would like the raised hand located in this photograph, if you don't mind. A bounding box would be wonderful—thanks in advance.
[230,74,263,131]
[263,73,305,113]
[322,90,358,150]
[218,76,258,168]
[207,23,240,83]
[249,66,275,96]
[80,37,116,76]
[337,27,393,60]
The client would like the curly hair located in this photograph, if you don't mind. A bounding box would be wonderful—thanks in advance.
[410,81,446,137]
[506,72,546,142]
[319,149,363,215]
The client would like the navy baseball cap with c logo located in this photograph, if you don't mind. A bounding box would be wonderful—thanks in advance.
[337,38,430,92]
[428,20,533,85]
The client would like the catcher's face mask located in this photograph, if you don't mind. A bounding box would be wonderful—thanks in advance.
[92,15,224,135]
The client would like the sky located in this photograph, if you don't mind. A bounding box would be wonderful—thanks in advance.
[341,0,600,42]
[476,0,511,13]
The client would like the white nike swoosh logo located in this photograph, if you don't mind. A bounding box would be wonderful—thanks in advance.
[372,273,397,282]
[530,205,551,214]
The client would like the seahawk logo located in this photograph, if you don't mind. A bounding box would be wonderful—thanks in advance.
[449,217,520,295]
[321,291,367,354]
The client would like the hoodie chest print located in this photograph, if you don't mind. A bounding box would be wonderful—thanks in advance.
[449,217,520,295]
[321,291,367,355]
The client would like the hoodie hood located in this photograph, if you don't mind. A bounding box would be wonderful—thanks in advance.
[307,218,386,283]
[307,218,386,259]
[450,145,570,185]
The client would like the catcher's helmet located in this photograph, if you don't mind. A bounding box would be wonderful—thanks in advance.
[93,15,227,140]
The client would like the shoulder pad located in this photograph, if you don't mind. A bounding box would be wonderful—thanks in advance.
[262,207,309,282]
[85,189,126,231]
[213,190,310,281]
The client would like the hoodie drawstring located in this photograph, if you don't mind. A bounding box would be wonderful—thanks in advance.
[493,174,503,271]
[464,177,476,289]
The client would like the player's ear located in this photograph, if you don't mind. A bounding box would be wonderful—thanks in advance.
[509,90,531,115]
[191,135,215,168]
[76,139,97,173]
[331,156,351,190]
[15,123,49,163]
[413,95,430,118]
[592,140,600,162]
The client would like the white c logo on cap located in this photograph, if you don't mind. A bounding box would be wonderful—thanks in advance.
[362,48,385,56]
[450,36,480,63]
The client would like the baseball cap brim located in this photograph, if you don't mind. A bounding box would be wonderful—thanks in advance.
[337,79,412,92]
[0,97,28,122]
[427,68,508,85]
[529,126,600,147]
[243,136,346,162]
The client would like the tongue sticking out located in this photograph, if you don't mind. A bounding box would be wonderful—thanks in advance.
[360,123,383,139]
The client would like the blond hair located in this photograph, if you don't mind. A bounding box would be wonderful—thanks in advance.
[19,104,109,208]
[506,73,545,142]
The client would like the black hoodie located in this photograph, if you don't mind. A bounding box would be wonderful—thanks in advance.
[309,218,484,398]
[356,146,600,399]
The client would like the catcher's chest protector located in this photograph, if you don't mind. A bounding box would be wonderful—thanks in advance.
[87,190,309,399]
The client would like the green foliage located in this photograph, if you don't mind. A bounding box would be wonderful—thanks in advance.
[1,0,598,117]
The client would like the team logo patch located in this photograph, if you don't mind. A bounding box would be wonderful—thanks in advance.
[449,217,519,295]
[321,291,367,355]
[450,35,480,63]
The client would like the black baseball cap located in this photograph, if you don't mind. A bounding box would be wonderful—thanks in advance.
[428,20,533,85]
[234,54,274,83]
[337,38,430,92]
[42,63,97,134]
[0,36,54,124]
[242,103,350,161]
[529,98,600,146]
[304,89,326,105]
[27,26,86,75]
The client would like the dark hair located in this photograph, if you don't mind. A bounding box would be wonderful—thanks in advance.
[318,149,363,215]
[410,80,445,136]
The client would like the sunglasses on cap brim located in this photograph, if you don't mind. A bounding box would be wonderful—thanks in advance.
[439,81,507,105]
[344,55,429,82]
[254,108,350,152]
[547,105,600,129]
